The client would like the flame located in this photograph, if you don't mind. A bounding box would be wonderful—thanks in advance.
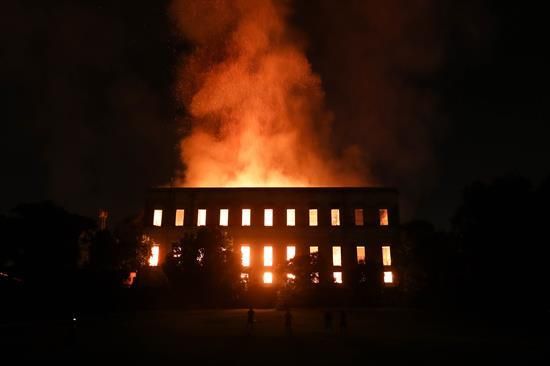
[171,0,368,187]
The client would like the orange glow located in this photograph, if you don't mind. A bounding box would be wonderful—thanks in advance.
[286,273,296,281]
[309,209,318,226]
[331,209,340,226]
[219,209,228,226]
[264,209,273,226]
[356,246,366,264]
[354,209,364,226]
[379,209,389,226]
[122,271,137,287]
[332,246,342,266]
[382,246,392,266]
[286,209,295,226]
[286,246,296,261]
[197,209,206,226]
[242,209,251,226]
[171,0,368,188]
[263,272,273,284]
[264,246,273,266]
[309,246,319,254]
[153,210,162,227]
[240,273,249,283]
[175,209,185,226]
[311,272,320,284]
[333,271,343,284]
[241,245,251,267]
[384,271,393,284]
[148,245,159,267]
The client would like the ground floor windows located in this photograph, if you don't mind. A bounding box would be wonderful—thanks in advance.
[311,272,320,284]
[384,271,393,284]
[332,246,342,266]
[263,272,273,284]
[264,246,273,266]
[148,245,159,267]
[286,246,296,261]
[356,246,366,264]
[235,244,394,285]
[241,245,251,267]
[382,246,392,266]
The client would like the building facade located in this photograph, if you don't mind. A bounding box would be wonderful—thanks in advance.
[143,187,399,289]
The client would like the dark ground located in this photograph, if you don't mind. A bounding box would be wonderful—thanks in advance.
[1,308,547,364]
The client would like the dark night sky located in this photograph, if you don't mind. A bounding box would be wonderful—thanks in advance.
[1,0,549,228]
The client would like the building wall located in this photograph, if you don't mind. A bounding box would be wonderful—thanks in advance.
[144,187,399,286]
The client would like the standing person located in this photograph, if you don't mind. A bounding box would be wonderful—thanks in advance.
[339,309,347,334]
[246,306,255,334]
[284,307,293,336]
[324,309,333,331]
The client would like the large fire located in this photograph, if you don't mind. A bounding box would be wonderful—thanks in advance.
[171,0,368,187]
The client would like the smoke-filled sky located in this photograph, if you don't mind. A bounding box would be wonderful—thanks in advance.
[2,0,549,227]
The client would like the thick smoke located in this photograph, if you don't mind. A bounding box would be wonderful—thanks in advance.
[170,0,368,187]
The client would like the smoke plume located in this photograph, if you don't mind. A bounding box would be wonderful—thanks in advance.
[170,0,368,187]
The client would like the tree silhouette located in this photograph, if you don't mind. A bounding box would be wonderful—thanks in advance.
[163,227,240,305]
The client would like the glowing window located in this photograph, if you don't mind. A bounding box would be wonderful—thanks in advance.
[309,209,318,226]
[148,245,159,267]
[333,271,343,284]
[354,209,364,226]
[264,246,273,266]
[286,246,296,261]
[332,246,342,266]
[240,273,249,283]
[175,209,184,226]
[196,248,205,265]
[311,272,320,284]
[384,271,393,284]
[356,246,366,264]
[286,209,295,226]
[263,272,273,284]
[219,209,228,226]
[153,210,162,227]
[172,245,182,259]
[197,209,206,226]
[242,209,251,226]
[379,209,389,226]
[382,246,392,266]
[264,209,273,226]
[287,273,296,281]
[331,209,340,226]
[309,246,319,254]
[241,245,251,267]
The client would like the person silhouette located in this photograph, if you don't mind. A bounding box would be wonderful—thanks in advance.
[247,306,255,334]
[284,307,293,336]
[339,309,347,333]
[324,309,333,331]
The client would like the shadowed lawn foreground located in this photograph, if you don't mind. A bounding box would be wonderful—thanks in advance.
[1,308,548,364]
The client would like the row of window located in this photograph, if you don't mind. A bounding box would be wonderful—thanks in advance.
[239,245,392,267]
[152,208,390,227]
[241,270,394,285]
[148,244,392,268]
[148,245,393,284]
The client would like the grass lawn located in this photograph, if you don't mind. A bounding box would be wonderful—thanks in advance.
[1,308,547,364]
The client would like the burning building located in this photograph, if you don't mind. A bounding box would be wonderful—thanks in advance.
[144,187,398,288]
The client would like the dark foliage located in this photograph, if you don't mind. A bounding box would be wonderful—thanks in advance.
[398,174,550,310]
[162,227,241,306]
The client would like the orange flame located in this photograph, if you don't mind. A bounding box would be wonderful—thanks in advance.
[171,0,368,187]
